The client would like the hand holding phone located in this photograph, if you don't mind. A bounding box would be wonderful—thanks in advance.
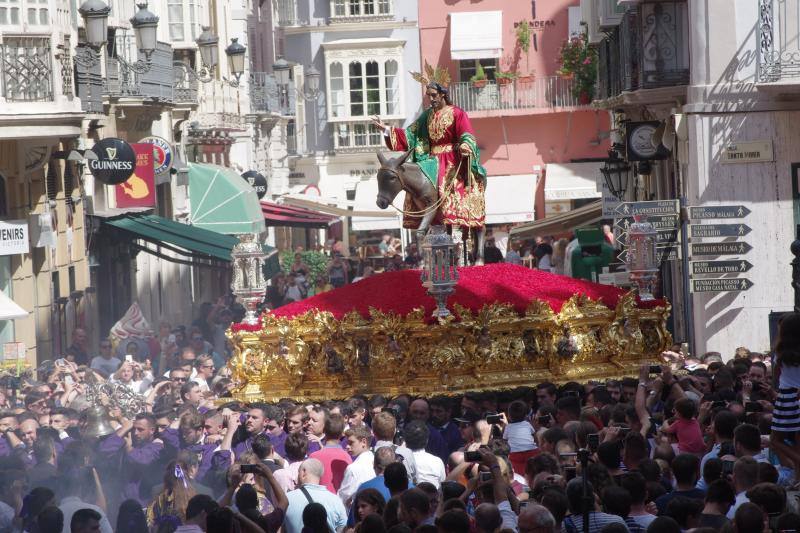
[464,451,481,462]
[240,464,259,474]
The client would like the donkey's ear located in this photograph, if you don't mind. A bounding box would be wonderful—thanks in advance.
[397,148,413,166]
[376,151,388,166]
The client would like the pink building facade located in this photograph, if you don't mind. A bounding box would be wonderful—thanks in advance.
[418,0,609,224]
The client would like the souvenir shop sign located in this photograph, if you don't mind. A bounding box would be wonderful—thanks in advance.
[0,220,28,255]
[88,138,136,185]
[115,144,155,208]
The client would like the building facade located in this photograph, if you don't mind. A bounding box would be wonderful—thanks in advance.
[587,0,796,356]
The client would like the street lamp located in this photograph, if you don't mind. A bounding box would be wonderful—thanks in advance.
[272,59,321,148]
[74,0,110,67]
[224,38,246,86]
[114,3,159,74]
[600,145,631,200]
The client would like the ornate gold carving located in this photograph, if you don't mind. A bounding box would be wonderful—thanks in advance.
[226,294,673,403]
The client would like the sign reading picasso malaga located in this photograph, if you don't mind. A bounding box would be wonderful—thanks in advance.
[88,138,137,185]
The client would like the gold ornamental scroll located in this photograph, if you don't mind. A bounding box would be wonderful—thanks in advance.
[226,291,672,403]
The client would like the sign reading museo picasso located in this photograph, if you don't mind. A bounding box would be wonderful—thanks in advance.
[88,138,136,185]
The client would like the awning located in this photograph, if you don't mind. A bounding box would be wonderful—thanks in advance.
[281,194,401,219]
[450,11,503,60]
[187,163,266,235]
[544,163,603,201]
[352,180,404,231]
[486,174,536,224]
[261,200,339,229]
[0,291,27,321]
[102,213,280,277]
[509,200,603,238]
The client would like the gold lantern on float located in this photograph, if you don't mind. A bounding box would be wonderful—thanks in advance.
[230,233,268,325]
[626,215,659,301]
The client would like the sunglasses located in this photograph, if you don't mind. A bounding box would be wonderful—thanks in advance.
[172,377,188,382]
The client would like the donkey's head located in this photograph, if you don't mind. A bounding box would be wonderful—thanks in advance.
[375,149,412,210]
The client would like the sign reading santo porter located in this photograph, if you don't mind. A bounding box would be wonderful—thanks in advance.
[88,138,136,185]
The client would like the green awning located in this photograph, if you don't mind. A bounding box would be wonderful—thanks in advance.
[187,162,266,235]
[103,213,280,277]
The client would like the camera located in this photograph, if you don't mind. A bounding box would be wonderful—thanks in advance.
[649,365,662,374]
[479,471,492,482]
[240,464,260,474]
[464,451,482,462]
[587,433,600,452]
[485,413,502,424]
[537,414,552,426]
[564,466,577,481]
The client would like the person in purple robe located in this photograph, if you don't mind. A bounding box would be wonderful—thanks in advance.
[121,413,164,505]
[233,404,288,458]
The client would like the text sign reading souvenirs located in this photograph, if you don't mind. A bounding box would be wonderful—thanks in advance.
[721,140,774,164]
[614,199,680,217]
[690,242,753,256]
[691,278,754,293]
[688,205,751,219]
[690,260,753,276]
[88,138,136,185]
[0,220,29,256]
[689,223,752,238]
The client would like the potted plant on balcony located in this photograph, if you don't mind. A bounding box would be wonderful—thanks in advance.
[495,70,517,86]
[516,20,533,81]
[557,26,597,105]
[470,63,488,88]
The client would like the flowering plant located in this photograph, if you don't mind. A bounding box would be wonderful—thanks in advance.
[557,26,597,103]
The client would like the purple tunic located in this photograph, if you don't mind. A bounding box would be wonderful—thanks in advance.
[123,440,164,504]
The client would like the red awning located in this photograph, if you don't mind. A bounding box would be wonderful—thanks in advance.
[261,200,339,228]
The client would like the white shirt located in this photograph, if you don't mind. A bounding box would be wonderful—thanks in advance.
[191,376,210,392]
[503,421,537,453]
[59,496,114,533]
[411,449,446,488]
[727,491,750,519]
[493,230,509,257]
[174,526,204,533]
[338,450,376,507]
[284,483,347,533]
[779,364,800,388]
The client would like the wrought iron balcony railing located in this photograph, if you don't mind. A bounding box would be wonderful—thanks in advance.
[1,37,54,102]
[250,72,295,115]
[173,65,199,105]
[104,41,174,103]
[596,0,689,100]
[75,44,104,113]
[450,76,588,113]
[758,0,800,82]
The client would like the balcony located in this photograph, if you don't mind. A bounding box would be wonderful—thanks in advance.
[173,67,199,106]
[250,72,295,115]
[104,41,174,103]
[757,0,800,84]
[75,45,104,114]
[0,37,54,102]
[596,0,689,103]
[450,76,588,116]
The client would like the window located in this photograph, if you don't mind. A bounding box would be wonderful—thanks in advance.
[168,0,199,43]
[0,0,47,25]
[330,0,390,18]
[458,58,497,82]
[327,56,402,120]
[334,121,384,150]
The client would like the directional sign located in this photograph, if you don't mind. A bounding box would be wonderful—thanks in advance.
[691,278,754,293]
[689,223,752,238]
[614,214,679,232]
[615,199,680,217]
[688,205,751,219]
[618,229,680,247]
[618,245,680,264]
[690,260,753,275]
[690,241,753,256]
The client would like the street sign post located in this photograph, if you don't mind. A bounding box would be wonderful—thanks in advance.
[689,223,752,238]
[615,215,679,232]
[688,205,751,219]
[690,260,753,275]
[618,245,680,264]
[615,199,680,217]
[691,278,753,293]
[618,229,680,247]
[690,242,753,256]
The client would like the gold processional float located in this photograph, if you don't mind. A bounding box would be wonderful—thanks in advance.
[226,228,671,402]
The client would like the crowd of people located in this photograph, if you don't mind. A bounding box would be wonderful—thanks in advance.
[0,302,797,533]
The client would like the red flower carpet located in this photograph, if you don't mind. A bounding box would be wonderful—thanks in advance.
[232,264,663,331]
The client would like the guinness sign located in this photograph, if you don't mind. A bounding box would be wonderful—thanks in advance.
[88,138,136,185]
[242,170,268,199]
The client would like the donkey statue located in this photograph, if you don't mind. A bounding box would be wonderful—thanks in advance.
[375,149,485,265]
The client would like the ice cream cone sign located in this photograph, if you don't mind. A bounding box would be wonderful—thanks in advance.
[121,173,150,199]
